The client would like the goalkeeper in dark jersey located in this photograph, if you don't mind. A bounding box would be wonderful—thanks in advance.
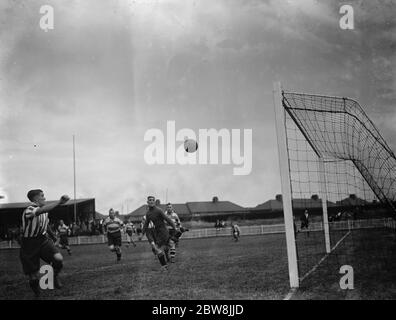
[142,196,178,270]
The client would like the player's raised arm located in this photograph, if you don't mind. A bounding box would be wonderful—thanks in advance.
[26,195,70,218]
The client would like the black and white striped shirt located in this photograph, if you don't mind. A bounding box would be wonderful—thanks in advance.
[21,205,48,238]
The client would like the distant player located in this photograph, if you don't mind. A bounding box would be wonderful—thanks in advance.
[103,208,124,261]
[19,189,70,297]
[57,220,72,255]
[136,219,143,241]
[165,203,182,262]
[142,196,178,270]
[300,209,310,237]
[124,220,136,248]
[231,223,241,242]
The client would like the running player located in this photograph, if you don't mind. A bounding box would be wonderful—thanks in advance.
[142,214,157,258]
[231,222,241,242]
[19,190,70,297]
[136,219,143,241]
[300,209,310,237]
[142,196,178,270]
[165,203,183,262]
[103,208,124,261]
[57,220,72,255]
[124,220,136,248]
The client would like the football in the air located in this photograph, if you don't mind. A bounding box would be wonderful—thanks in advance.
[184,139,198,153]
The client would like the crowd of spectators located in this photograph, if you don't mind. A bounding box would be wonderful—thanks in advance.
[214,219,226,231]
[1,219,109,242]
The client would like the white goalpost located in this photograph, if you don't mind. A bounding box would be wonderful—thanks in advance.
[273,82,299,288]
[273,81,396,290]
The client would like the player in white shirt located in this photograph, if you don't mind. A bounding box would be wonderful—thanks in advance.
[124,220,136,248]
[57,220,72,255]
[231,223,241,242]
[165,203,184,262]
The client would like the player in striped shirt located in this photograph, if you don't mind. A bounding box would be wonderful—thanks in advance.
[57,220,71,255]
[124,220,136,248]
[165,203,182,263]
[19,189,70,297]
[103,209,124,261]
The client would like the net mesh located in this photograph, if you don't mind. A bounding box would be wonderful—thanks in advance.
[281,90,396,288]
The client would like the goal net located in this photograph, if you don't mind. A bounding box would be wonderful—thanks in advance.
[274,83,396,291]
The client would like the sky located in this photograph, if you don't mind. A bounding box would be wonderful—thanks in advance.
[0,0,395,214]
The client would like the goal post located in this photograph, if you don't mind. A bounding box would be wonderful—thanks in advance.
[273,82,299,288]
[318,157,331,253]
[273,82,396,289]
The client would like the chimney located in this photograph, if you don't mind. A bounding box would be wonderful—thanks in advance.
[311,194,319,201]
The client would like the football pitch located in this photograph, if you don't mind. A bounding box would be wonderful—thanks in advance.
[1,230,395,300]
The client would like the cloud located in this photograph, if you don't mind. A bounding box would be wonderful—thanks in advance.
[1,0,395,213]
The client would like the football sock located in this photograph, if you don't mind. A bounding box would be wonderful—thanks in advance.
[158,252,167,266]
[169,245,176,259]
[52,259,63,275]
[29,279,40,297]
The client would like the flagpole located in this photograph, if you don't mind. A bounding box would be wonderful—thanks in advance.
[73,134,77,223]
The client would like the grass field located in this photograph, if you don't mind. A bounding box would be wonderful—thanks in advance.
[1,229,395,300]
[0,234,291,300]
[293,228,396,299]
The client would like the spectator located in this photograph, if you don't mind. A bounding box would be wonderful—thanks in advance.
[71,222,80,236]
[300,209,310,237]
[215,220,221,231]
[91,222,96,235]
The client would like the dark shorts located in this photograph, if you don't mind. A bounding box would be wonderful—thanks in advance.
[126,230,133,237]
[59,235,69,247]
[107,231,122,247]
[19,235,59,275]
[153,227,170,248]
[145,228,156,243]
[301,221,309,229]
